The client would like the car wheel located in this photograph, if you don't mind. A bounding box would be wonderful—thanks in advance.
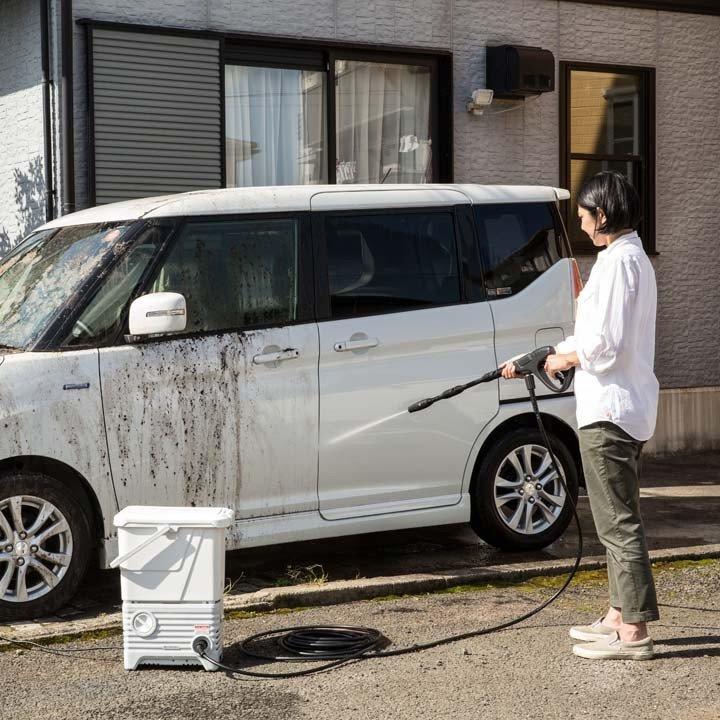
[0,472,92,621]
[470,427,579,551]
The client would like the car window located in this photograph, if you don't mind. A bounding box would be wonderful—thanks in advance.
[0,223,133,349]
[149,217,299,334]
[64,225,167,347]
[324,212,460,319]
[474,203,567,298]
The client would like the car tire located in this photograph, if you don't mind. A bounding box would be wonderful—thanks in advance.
[0,472,93,621]
[470,427,579,551]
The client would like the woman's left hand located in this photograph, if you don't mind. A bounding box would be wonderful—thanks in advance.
[544,353,574,379]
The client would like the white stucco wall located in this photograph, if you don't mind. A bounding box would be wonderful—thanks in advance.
[0,0,47,251]
[2,0,718,398]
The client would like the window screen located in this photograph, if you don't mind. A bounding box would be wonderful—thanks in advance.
[475,203,566,298]
[325,212,460,318]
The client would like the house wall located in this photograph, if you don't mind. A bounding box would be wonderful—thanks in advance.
[0,0,47,252]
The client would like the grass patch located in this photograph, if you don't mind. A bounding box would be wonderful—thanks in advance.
[273,564,329,588]
[432,568,609,596]
[225,605,308,621]
[652,557,717,572]
[371,558,719,605]
[370,593,404,603]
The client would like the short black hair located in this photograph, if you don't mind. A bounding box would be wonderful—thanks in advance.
[576,171,641,234]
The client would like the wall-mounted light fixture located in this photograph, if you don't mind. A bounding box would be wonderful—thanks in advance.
[466,88,494,115]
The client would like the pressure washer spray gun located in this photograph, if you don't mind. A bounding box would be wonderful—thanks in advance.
[407,346,578,565]
[408,345,574,414]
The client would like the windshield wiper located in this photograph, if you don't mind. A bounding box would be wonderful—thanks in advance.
[0,344,19,350]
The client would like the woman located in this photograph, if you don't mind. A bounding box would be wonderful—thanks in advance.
[501,171,659,661]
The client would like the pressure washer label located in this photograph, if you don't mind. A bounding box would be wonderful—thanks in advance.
[194,624,210,633]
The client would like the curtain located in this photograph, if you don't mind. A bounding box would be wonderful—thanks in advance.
[225,65,326,187]
[335,61,432,184]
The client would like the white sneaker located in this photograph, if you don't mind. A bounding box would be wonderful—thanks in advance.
[573,632,654,661]
[569,617,617,642]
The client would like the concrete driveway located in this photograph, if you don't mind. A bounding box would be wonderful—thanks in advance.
[65,451,720,607]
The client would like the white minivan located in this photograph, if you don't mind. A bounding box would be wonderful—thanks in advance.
[0,184,584,620]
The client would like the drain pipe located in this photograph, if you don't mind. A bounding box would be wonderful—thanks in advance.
[40,0,54,221]
[60,0,75,215]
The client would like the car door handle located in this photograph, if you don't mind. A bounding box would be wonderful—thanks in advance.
[252,348,300,365]
[334,338,379,352]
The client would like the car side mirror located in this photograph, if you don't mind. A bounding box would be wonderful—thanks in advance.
[127,292,187,341]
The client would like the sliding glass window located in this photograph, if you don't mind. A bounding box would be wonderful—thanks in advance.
[223,43,448,188]
[335,60,432,184]
[225,65,327,186]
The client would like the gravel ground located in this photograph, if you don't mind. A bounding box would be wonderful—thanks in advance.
[2,560,719,720]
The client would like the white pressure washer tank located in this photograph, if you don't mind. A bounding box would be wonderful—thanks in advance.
[111,505,234,671]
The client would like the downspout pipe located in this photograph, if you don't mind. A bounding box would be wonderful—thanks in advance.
[40,0,54,222]
[61,0,75,215]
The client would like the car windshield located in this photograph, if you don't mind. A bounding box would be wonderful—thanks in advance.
[0,223,133,349]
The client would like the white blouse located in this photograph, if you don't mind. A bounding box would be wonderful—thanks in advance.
[556,231,659,442]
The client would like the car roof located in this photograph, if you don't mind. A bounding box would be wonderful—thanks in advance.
[38,184,571,230]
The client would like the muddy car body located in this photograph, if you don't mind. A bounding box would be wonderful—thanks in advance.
[0,184,582,619]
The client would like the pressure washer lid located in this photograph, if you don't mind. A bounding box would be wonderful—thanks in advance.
[114,505,235,528]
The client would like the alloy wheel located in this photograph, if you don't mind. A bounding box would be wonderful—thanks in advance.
[0,495,74,603]
[493,444,567,535]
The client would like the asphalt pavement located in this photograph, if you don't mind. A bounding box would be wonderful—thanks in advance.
[2,557,719,720]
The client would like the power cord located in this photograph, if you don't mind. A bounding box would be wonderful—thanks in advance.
[0,633,121,661]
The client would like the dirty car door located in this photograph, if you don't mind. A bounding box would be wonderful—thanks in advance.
[98,214,319,518]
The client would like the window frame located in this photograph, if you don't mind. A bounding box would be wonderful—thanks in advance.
[559,61,656,255]
[312,204,483,323]
[222,36,453,187]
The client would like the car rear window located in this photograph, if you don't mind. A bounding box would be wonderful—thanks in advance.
[474,203,569,298]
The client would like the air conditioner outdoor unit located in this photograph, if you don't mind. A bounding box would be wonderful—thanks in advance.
[486,45,555,98]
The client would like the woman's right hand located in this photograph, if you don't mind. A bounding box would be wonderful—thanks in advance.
[499,360,521,380]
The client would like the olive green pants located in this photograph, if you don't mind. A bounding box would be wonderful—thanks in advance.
[578,421,659,623]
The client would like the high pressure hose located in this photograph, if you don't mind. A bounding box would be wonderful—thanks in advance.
[197,349,584,678]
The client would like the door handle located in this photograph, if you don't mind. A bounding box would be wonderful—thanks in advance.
[334,338,379,352]
[252,348,300,365]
